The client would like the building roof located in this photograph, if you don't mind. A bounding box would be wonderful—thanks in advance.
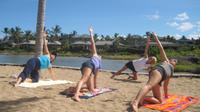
[20,40,35,45]
[95,40,114,46]
[48,41,61,45]
[150,42,178,46]
[150,42,175,45]
[71,41,91,45]
[72,34,90,39]
[19,40,61,45]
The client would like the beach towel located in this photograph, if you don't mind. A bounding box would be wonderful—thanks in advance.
[18,79,74,88]
[80,88,117,99]
[143,94,199,112]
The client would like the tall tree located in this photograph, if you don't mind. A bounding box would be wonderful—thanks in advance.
[72,30,77,36]
[35,0,46,56]
[2,27,10,41]
[93,33,98,41]
[180,35,187,40]
[15,27,23,43]
[9,27,23,43]
[50,25,61,41]
[24,30,33,42]
[105,35,112,41]
[114,33,119,38]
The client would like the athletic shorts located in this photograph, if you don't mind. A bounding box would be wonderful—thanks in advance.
[151,66,171,86]
[125,61,136,72]
[80,60,95,75]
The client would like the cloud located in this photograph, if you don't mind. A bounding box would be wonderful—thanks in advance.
[174,34,182,39]
[174,12,189,21]
[147,11,160,20]
[197,21,200,25]
[167,22,179,27]
[188,33,200,39]
[176,22,194,32]
[196,21,200,32]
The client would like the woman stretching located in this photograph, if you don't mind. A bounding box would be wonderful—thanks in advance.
[73,27,102,102]
[14,32,57,87]
[131,32,177,112]
[111,32,157,80]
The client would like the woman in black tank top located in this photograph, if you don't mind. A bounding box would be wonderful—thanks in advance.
[131,32,177,112]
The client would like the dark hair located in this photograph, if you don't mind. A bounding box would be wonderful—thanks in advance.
[51,51,58,58]
[50,52,58,63]
[146,32,151,36]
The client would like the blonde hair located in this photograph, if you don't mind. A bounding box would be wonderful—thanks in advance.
[150,56,157,64]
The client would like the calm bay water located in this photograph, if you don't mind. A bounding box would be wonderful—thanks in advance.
[0,55,128,71]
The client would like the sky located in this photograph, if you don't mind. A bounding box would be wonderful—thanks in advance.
[0,0,200,39]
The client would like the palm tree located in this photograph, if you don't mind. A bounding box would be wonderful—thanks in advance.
[2,27,10,41]
[15,27,23,43]
[114,33,119,38]
[35,0,46,56]
[9,27,23,43]
[72,30,77,36]
[93,33,98,41]
[24,30,33,42]
[50,25,61,41]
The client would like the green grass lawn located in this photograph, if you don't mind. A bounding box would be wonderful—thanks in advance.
[175,64,200,74]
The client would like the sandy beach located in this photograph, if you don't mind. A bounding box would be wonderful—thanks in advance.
[0,65,199,112]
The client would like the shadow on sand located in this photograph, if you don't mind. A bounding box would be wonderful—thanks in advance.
[0,76,7,78]
[113,78,142,83]
[0,96,51,112]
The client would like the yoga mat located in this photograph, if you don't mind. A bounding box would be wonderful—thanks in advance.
[19,79,74,88]
[144,94,199,112]
[80,88,117,99]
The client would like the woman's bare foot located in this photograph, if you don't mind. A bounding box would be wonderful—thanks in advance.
[72,95,81,102]
[91,89,99,95]
[131,100,139,112]
[127,76,137,80]
[110,72,116,79]
[14,83,20,87]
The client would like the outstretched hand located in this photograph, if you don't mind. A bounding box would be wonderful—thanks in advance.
[89,26,94,34]
[152,32,158,39]
[152,32,160,43]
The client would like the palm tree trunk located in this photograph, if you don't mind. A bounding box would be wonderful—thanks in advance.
[35,0,46,56]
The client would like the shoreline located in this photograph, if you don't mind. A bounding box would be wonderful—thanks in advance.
[0,53,199,74]
[0,51,139,60]
[0,63,199,77]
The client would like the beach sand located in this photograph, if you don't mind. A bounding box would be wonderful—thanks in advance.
[0,65,199,112]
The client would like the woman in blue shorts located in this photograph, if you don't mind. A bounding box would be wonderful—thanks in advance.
[73,27,102,102]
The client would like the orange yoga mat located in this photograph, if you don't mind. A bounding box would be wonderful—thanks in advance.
[144,95,199,112]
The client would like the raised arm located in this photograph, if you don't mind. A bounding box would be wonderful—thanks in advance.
[144,32,151,58]
[89,27,97,55]
[43,31,50,55]
[152,32,169,62]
